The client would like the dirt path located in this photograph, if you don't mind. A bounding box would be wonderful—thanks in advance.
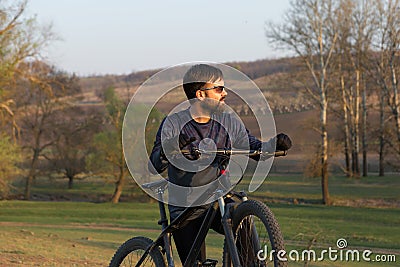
[0,221,151,267]
[0,221,159,233]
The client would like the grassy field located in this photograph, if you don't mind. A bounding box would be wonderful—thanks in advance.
[24,173,400,206]
[0,174,399,266]
[238,174,400,204]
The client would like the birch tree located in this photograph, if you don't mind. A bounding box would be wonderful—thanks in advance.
[373,0,400,164]
[267,0,339,204]
[335,0,376,177]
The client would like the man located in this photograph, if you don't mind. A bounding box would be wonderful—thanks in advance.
[148,64,292,264]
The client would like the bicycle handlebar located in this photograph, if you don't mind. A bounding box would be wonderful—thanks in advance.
[181,148,287,158]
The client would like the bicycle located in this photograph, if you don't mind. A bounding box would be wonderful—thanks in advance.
[109,149,288,267]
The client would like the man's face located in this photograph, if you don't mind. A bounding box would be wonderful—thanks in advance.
[201,78,227,103]
[198,78,228,113]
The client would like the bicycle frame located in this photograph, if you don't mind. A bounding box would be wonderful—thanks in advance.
[136,183,246,267]
[136,150,286,267]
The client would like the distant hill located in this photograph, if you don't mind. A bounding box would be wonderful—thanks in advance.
[79,57,304,91]
[78,57,313,114]
[76,57,315,158]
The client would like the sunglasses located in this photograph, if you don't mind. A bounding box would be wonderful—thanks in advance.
[200,85,226,94]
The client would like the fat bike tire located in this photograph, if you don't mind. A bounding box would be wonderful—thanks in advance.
[222,200,287,267]
[109,236,166,267]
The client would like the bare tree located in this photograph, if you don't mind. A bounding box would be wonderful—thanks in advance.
[267,0,340,204]
[361,74,368,176]
[47,102,102,189]
[0,0,54,133]
[378,88,387,176]
[86,87,127,203]
[334,0,354,177]
[373,0,400,163]
[335,0,376,177]
[17,63,77,199]
[350,0,376,177]
[0,0,54,194]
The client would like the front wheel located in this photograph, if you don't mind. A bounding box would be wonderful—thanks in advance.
[109,236,166,267]
[222,200,287,267]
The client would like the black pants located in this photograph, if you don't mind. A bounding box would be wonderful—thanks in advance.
[169,195,237,265]
[171,209,224,264]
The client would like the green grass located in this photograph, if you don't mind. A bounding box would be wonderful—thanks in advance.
[1,174,399,266]
[237,174,400,203]
[274,203,400,249]
[0,201,399,266]
[1,201,399,249]
[0,201,159,229]
[25,173,400,205]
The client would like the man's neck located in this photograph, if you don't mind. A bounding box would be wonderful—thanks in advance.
[189,103,211,123]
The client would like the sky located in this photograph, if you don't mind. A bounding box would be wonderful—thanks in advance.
[27,0,291,76]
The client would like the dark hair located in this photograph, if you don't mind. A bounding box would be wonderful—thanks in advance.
[182,64,223,99]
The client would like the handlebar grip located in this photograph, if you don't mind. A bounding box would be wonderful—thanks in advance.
[274,150,287,157]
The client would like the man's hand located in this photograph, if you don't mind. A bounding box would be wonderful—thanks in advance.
[276,133,292,151]
[177,133,196,150]
[161,133,199,160]
[178,134,200,160]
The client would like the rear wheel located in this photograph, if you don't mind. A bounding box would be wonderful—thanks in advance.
[109,236,166,267]
[222,200,287,267]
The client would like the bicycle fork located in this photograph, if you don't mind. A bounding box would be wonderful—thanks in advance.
[218,191,244,267]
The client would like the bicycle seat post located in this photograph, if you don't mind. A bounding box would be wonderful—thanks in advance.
[157,192,168,229]
[142,180,169,230]
[142,179,175,266]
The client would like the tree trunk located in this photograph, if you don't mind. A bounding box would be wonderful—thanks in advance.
[66,168,75,189]
[25,172,34,200]
[390,65,400,153]
[379,91,385,176]
[111,146,126,204]
[68,176,74,189]
[25,148,40,200]
[395,104,400,154]
[349,84,356,177]
[362,77,368,177]
[111,172,124,204]
[341,72,351,177]
[353,70,361,177]
[321,94,330,205]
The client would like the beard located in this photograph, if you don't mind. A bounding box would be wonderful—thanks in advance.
[201,97,227,115]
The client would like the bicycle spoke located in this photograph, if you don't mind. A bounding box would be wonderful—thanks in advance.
[235,215,270,266]
[117,247,159,267]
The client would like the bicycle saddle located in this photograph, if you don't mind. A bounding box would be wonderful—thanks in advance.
[142,179,168,191]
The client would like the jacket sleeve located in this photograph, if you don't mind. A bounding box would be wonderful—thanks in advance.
[247,130,276,161]
[148,118,169,174]
[230,114,276,161]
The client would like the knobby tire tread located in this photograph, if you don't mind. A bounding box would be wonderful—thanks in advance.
[222,200,287,267]
[109,236,166,267]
